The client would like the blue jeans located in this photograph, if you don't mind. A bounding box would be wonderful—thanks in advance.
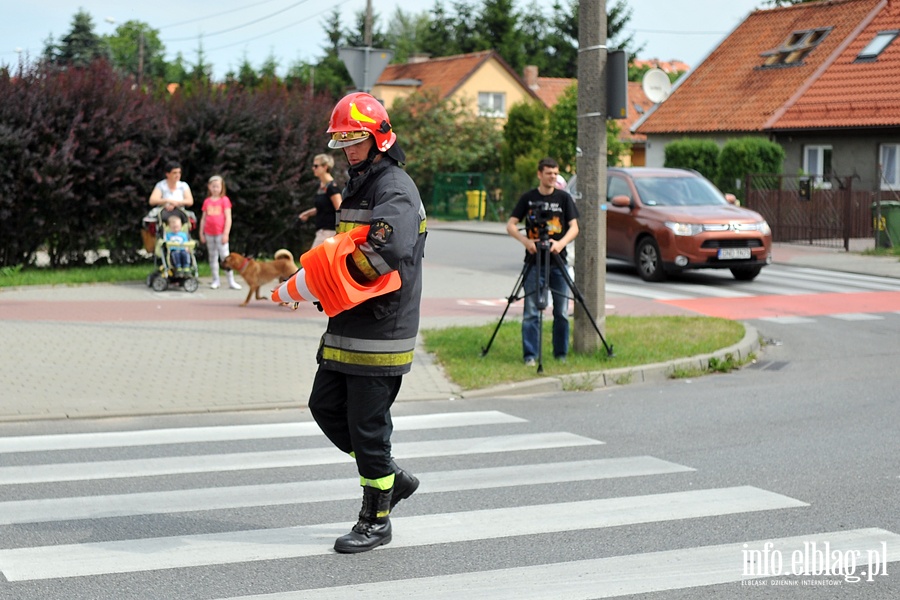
[170,249,190,269]
[522,261,570,361]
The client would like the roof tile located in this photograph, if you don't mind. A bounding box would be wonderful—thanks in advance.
[638,0,880,134]
[773,1,900,128]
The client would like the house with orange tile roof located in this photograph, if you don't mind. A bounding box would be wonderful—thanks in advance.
[635,0,900,192]
[371,50,541,123]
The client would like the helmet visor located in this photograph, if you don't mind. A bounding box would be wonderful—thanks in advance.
[328,130,371,149]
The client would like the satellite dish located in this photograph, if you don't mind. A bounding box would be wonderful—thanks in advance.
[642,68,672,104]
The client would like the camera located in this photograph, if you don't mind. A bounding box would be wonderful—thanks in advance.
[526,199,552,241]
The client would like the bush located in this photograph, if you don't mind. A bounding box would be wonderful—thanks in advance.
[0,61,335,267]
[663,138,720,180]
[716,137,785,200]
[0,60,166,267]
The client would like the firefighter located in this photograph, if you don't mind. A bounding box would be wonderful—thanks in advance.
[273,91,426,554]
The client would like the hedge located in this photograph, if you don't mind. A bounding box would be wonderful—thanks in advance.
[0,60,336,267]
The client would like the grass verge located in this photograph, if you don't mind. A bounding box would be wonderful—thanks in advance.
[0,263,211,287]
[421,316,745,390]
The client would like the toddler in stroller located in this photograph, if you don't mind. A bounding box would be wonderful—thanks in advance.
[146,207,200,292]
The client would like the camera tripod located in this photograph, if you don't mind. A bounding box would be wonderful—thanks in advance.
[481,239,614,373]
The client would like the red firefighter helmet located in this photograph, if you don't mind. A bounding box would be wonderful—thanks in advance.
[327,92,397,152]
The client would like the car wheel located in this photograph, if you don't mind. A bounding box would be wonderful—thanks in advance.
[730,266,762,281]
[636,237,665,282]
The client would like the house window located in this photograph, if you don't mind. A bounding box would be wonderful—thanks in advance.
[478,92,506,118]
[760,28,831,68]
[803,145,833,188]
[856,30,898,61]
[880,144,900,190]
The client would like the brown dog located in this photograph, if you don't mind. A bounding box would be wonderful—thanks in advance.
[223,249,297,306]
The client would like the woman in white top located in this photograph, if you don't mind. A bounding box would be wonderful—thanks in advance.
[149,161,194,224]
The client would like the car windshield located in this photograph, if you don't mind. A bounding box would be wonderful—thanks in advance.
[633,176,729,207]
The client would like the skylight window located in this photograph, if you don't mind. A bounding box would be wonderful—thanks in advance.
[856,30,898,61]
[760,28,831,68]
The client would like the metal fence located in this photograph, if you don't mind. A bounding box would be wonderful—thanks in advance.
[743,174,879,250]
[429,172,526,222]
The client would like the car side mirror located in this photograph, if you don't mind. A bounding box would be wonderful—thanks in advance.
[725,193,739,205]
[610,194,632,208]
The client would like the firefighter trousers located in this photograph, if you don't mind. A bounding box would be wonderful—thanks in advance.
[308,368,402,481]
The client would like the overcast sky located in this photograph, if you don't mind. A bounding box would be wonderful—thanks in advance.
[2,0,766,80]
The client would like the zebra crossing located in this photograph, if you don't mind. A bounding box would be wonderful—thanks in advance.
[603,265,900,321]
[1,410,898,598]
[606,264,900,302]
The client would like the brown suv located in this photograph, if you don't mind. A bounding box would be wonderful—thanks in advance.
[573,168,772,281]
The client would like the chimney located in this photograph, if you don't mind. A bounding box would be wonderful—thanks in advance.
[524,65,539,90]
[409,53,431,64]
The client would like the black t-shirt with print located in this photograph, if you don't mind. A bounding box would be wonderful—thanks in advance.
[313,180,341,230]
[510,188,579,264]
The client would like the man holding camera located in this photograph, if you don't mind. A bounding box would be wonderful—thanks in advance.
[506,157,580,366]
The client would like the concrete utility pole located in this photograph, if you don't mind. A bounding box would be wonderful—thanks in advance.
[573,0,608,354]
[365,0,373,47]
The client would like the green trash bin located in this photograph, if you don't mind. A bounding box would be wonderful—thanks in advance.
[872,201,900,248]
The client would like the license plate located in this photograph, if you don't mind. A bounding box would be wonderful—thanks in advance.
[718,247,752,260]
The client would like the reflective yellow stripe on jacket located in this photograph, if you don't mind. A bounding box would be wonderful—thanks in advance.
[321,334,416,367]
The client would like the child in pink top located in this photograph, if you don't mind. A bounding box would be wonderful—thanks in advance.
[199,175,241,290]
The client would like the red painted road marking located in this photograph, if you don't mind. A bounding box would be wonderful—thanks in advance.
[7,291,895,323]
[661,291,900,319]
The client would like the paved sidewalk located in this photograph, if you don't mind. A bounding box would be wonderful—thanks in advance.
[1,223,898,422]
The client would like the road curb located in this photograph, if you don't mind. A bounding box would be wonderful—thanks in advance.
[460,323,760,398]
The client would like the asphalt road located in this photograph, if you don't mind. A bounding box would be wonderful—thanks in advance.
[0,312,898,598]
[2,228,899,597]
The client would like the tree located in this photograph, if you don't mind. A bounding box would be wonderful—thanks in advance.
[385,8,431,63]
[104,21,166,82]
[502,101,548,172]
[48,9,108,68]
[388,89,503,202]
[189,40,213,82]
[343,9,389,48]
[166,53,190,86]
[547,84,630,171]
[418,2,458,58]
[474,0,525,71]
[236,56,261,89]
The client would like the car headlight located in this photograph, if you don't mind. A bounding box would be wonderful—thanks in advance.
[664,221,704,236]
[758,220,771,236]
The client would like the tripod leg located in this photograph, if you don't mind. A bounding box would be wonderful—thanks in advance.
[535,248,552,374]
[481,262,531,357]
[552,253,614,357]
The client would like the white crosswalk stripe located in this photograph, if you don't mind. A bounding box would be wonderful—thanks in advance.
[0,432,601,484]
[605,264,900,302]
[0,487,806,581]
[1,409,897,598]
[0,410,525,453]
[0,457,692,525]
[230,529,900,600]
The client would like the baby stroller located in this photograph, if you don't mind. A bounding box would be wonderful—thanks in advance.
[144,206,200,293]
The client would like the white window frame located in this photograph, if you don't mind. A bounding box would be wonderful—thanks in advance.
[478,92,506,118]
[879,143,900,190]
[803,144,833,189]
[857,30,898,61]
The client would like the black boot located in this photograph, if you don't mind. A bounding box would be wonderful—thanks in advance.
[334,486,393,554]
[390,463,419,511]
